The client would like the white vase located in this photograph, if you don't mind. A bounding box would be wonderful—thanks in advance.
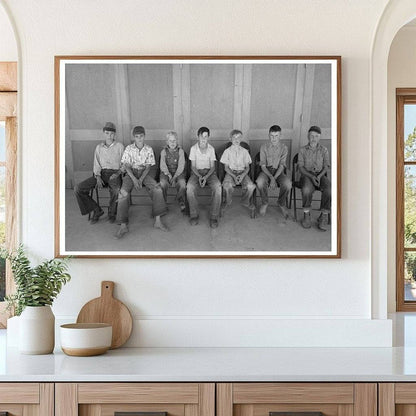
[19,305,55,354]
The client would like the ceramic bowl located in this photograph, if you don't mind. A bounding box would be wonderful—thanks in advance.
[60,323,112,356]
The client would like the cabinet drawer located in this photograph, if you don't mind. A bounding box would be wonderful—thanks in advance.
[379,383,416,416]
[0,383,53,416]
[78,383,200,404]
[56,383,215,416]
[217,383,376,416]
[0,383,39,403]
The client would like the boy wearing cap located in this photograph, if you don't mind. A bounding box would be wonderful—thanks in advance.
[298,125,331,231]
[255,125,292,218]
[186,126,222,228]
[159,131,187,213]
[74,121,124,224]
[115,126,168,239]
[220,129,256,213]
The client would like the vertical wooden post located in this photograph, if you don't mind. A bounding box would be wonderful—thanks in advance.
[354,383,377,416]
[173,65,184,145]
[180,64,191,150]
[114,64,131,146]
[39,383,55,416]
[292,64,306,156]
[65,90,74,189]
[233,65,244,130]
[199,383,215,416]
[217,383,233,416]
[241,64,252,136]
[379,383,395,416]
[5,116,17,284]
[55,383,78,416]
[299,64,315,148]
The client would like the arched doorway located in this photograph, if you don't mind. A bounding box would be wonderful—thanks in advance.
[0,0,18,327]
[371,0,416,319]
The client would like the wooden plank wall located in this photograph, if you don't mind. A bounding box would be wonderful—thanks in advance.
[65,63,332,187]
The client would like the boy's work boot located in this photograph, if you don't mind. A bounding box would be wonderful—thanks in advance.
[90,207,104,224]
[115,223,129,239]
[317,212,328,232]
[301,211,311,229]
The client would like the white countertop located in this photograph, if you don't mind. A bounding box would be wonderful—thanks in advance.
[1,328,416,382]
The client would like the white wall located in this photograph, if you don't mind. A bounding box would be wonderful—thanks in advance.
[387,25,416,312]
[0,4,16,61]
[0,0,393,346]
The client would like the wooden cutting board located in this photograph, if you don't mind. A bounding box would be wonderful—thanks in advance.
[76,281,133,349]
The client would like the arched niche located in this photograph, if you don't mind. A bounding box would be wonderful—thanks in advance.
[372,0,416,319]
[386,19,416,313]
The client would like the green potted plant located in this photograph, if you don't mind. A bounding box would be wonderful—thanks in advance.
[2,245,71,354]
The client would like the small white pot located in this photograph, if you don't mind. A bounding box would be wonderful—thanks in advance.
[19,306,55,354]
[60,323,112,356]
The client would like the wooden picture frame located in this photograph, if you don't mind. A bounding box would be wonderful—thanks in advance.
[55,56,341,258]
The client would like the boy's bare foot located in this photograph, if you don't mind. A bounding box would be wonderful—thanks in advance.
[154,216,169,232]
[259,203,268,216]
[221,201,231,216]
[278,204,289,220]
[189,216,199,225]
[210,218,219,229]
[115,223,129,239]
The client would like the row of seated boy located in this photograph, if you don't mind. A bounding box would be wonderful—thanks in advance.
[74,122,331,239]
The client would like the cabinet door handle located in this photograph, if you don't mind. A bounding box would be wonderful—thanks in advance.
[270,413,324,416]
[115,412,168,416]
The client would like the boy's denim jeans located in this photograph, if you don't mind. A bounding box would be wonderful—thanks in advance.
[256,168,292,207]
[186,170,222,220]
[300,174,331,211]
[116,169,167,224]
[222,171,256,207]
[74,169,121,218]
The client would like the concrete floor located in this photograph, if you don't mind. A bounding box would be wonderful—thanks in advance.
[65,189,331,253]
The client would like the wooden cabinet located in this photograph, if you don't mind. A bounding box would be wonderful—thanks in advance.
[217,383,377,416]
[0,383,53,416]
[0,381,384,416]
[55,383,215,416]
[379,383,416,416]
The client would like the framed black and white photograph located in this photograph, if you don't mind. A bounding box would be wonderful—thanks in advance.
[55,56,341,258]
